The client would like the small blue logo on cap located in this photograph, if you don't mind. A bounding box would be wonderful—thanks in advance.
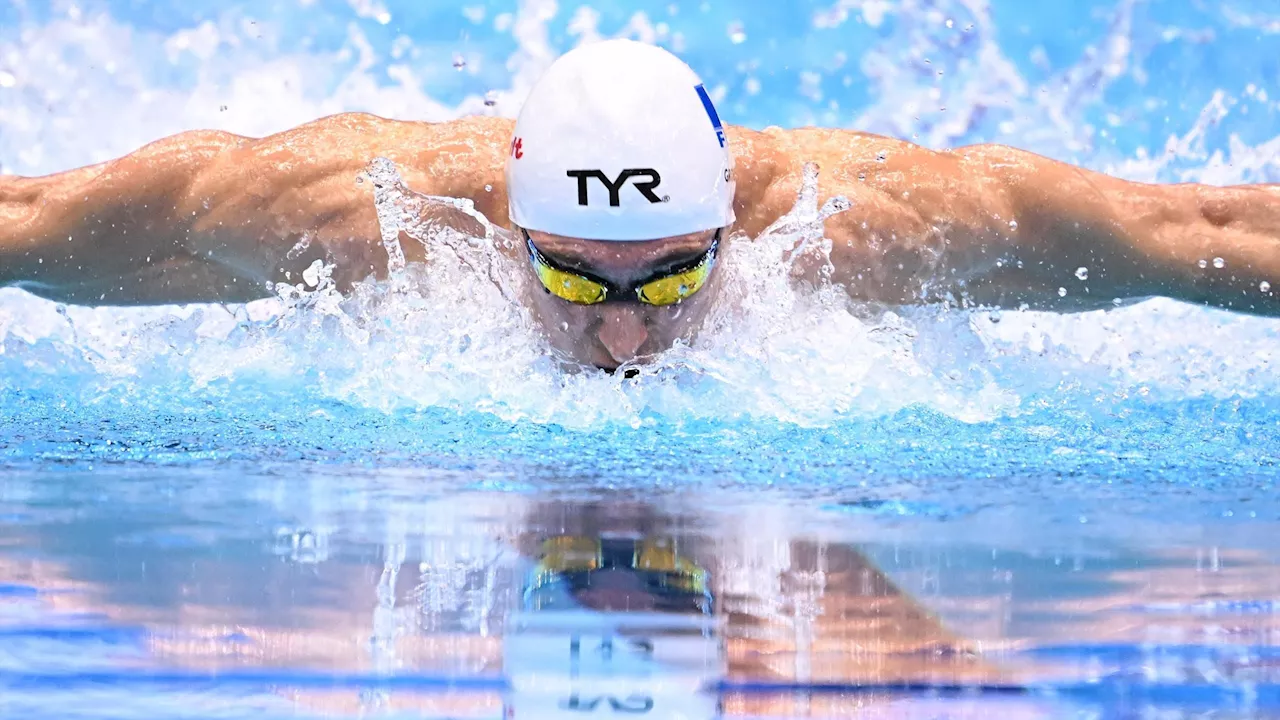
[694,84,726,148]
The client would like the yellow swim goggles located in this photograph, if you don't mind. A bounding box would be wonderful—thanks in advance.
[526,535,713,613]
[525,229,721,306]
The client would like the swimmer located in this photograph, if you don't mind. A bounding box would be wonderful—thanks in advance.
[1,39,1277,370]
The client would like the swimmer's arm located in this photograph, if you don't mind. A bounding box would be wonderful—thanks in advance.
[0,131,267,304]
[0,113,512,305]
[939,144,1280,315]
[751,128,1280,314]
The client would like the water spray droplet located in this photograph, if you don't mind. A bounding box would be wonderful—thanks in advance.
[945,18,954,28]
[452,54,466,70]
[1198,259,1208,269]
[1058,287,1067,297]
[876,151,888,162]
[484,90,498,107]
[727,21,747,44]
[1075,267,1088,280]
[286,234,313,261]
[484,184,493,192]
[1213,257,1225,269]
[1008,219,1018,231]
[1261,281,1272,293]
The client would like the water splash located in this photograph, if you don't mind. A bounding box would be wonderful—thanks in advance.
[5,144,1276,436]
[0,0,1278,435]
[759,161,852,283]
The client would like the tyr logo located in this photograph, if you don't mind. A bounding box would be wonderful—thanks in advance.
[565,169,665,206]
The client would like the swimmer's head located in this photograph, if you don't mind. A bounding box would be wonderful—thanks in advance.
[505,39,735,371]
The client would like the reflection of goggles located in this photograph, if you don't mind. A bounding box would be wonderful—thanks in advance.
[529,536,712,612]
[525,230,721,306]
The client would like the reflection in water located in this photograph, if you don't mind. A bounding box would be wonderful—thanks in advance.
[2,470,1280,718]
[506,534,721,719]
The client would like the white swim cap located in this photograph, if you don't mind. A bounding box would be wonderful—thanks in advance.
[506,39,736,241]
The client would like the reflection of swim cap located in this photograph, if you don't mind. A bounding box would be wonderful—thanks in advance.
[506,39,736,241]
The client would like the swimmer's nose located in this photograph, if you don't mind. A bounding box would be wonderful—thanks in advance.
[596,306,649,365]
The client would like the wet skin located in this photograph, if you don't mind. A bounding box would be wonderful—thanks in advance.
[1,113,1277,369]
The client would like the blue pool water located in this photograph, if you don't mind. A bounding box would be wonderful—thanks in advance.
[2,0,1280,717]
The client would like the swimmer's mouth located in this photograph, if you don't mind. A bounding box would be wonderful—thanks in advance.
[595,350,662,377]
[601,367,643,379]
[558,353,643,377]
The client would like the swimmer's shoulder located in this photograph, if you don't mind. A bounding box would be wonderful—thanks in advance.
[725,125,901,236]
[252,112,514,156]
[726,124,918,177]
[732,123,893,146]
[234,113,513,199]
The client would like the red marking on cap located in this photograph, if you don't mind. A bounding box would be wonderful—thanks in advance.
[511,137,524,159]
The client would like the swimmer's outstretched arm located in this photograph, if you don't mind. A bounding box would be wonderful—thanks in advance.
[0,114,511,305]
[737,127,1280,315]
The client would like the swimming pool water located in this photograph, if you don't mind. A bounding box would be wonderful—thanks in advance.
[4,470,1280,718]
[2,0,1280,717]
